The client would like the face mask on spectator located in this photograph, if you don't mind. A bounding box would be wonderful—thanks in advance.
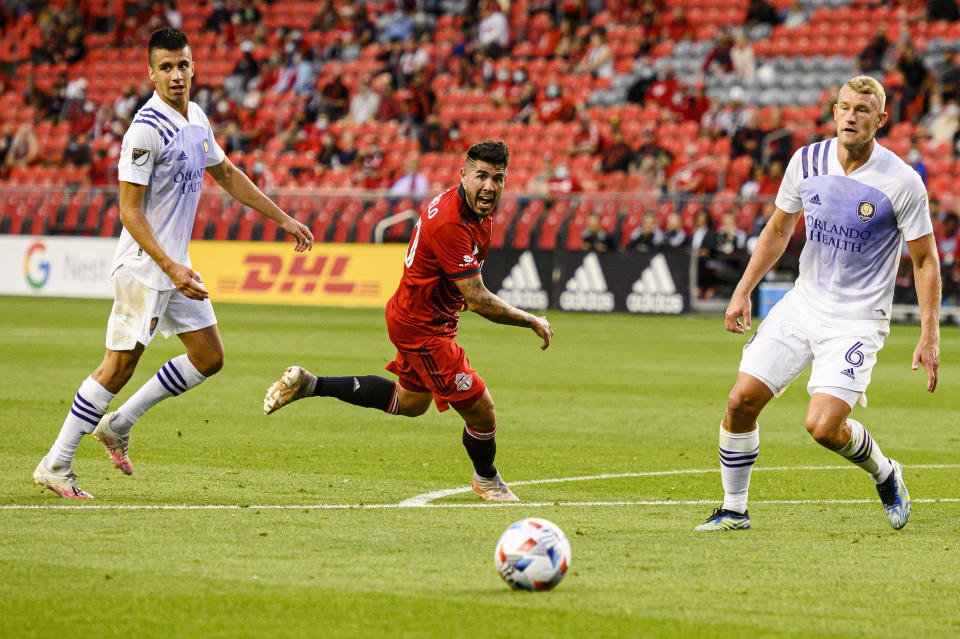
[546,84,561,99]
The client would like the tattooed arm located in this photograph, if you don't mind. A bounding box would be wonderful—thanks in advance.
[454,274,553,350]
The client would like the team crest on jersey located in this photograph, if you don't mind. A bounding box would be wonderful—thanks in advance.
[455,372,473,391]
[203,139,209,154]
[132,148,150,166]
[149,317,159,335]
[857,201,876,223]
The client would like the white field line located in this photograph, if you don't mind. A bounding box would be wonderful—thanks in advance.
[4,464,959,511]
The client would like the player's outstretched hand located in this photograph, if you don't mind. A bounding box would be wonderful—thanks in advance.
[724,292,752,334]
[168,263,209,300]
[531,316,553,350]
[282,217,314,252]
[912,338,939,392]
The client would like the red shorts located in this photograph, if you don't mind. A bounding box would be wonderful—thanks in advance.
[385,335,486,413]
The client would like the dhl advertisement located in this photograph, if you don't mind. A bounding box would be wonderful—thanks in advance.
[189,241,406,308]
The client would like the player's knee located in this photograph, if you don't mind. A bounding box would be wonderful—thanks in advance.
[195,352,224,377]
[805,416,843,449]
[397,392,430,417]
[726,387,763,422]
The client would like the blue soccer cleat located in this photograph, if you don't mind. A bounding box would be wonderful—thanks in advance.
[694,507,751,531]
[877,459,911,530]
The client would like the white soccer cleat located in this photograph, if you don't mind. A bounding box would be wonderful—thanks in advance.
[263,366,315,415]
[33,460,93,499]
[472,472,520,502]
[91,412,133,475]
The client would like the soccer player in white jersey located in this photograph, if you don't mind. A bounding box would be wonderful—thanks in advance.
[695,76,941,531]
[33,28,314,498]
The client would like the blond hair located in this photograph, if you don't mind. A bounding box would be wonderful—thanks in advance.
[844,75,886,112]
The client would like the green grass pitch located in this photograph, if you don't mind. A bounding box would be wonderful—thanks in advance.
[1,296,958,638]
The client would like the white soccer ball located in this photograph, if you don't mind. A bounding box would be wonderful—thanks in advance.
[494,517,571,591]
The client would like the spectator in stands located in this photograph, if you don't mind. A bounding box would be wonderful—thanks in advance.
[627,212,660,252]
[744,0,782,28]
[938,53,960,103]
[635,129,673,171]
[569,109,601,156]
[525,154,556,197]
[331,131,359,170]
[730,32,756,80]
[293,50,317,95]
[348,75,380,125]
[581,212,616,252]
[747,201,777,254]
[716,87,750,138]
[681,82,711,123]
[533,82,576,124]
[858,27,889,74]
[658,212,688,248]
[937,213,959,266]
[577,27,614,78]
[477,3,510,58]
[222,121,251,154]
[315,68,350,121]
[4,123,39,170]
[928,0,960,21]
[203,0,233,32]
[389,158,430,197]
[739,164,763,199]
[0,123,13,177]
[531,13,562,58]
[63,133,91,168]
[600,129,634,174]
[782,1,807,29]
[419,113,449,153]
[761,106,793,167]
[316,132,339,168]
[375,77,404,122]
[405,70,437,127]
[709,211,749,292]
[907,142,928,184]
[929,100,959,145]
[546,163,582,195]
[689,207,718,298]
[552,18,579,60]
[646,66,682,111]
[897,42,933,121]
[665,6,695,42]
[703,30,735,74]
[731,109,764,162]
[758,159,783,197]
[399,34,432,84]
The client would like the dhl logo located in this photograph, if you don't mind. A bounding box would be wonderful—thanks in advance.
[218,254,381,296]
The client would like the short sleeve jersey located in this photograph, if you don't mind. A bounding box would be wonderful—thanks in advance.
[385,184,493,350]
[775,137,932,320]
[114,92,225,290]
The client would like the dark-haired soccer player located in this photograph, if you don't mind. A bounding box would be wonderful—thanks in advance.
[264,140,553,501]
[33,28,313,498]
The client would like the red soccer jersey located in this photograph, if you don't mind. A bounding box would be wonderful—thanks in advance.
[386,184,493,350]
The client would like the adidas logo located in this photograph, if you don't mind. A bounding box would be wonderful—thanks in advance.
[559,252,614,311]
[353,377,360,391]
[841,368,855,380]
[626,254,684,314]
[496,250,548,310]
[176,150,188,161]
[808,193,821,206]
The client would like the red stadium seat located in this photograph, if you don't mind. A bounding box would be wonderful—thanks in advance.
[512,199,545,250]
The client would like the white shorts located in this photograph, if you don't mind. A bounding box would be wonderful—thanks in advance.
[105,265,217,351]
[739,289,889,409]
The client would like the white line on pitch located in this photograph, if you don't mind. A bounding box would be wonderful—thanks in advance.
[1,498,959,511]
[399,463,960,506]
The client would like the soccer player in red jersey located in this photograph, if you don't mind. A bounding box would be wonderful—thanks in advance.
[263,141,553,501]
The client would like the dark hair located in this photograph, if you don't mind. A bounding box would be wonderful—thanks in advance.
[148,28,189,64]
[466,140,509,168]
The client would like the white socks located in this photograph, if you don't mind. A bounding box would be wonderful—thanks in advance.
[837,418,893,484]
[111,354,206,435]
[44,376,115,472]
[719,425,759,515]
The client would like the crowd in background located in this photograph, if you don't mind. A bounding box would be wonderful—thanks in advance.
[1,0,960,299]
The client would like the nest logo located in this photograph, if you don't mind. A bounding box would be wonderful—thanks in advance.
[559,252,614,312]
[23,242,51,290]
[626,254,683,314]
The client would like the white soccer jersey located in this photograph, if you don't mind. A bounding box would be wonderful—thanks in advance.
[775,137,932,320]
[114,92,225,290]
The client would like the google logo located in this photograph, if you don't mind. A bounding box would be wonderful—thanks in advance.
[24,242,50,289]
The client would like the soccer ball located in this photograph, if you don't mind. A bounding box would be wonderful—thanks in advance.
[494,518,571,591]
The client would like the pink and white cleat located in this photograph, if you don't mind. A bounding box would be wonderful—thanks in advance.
[33,460,93,499]
[91,412,133,475]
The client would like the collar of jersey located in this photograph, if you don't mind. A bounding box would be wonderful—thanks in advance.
[149,91,190,126]
[456,183,480,221]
